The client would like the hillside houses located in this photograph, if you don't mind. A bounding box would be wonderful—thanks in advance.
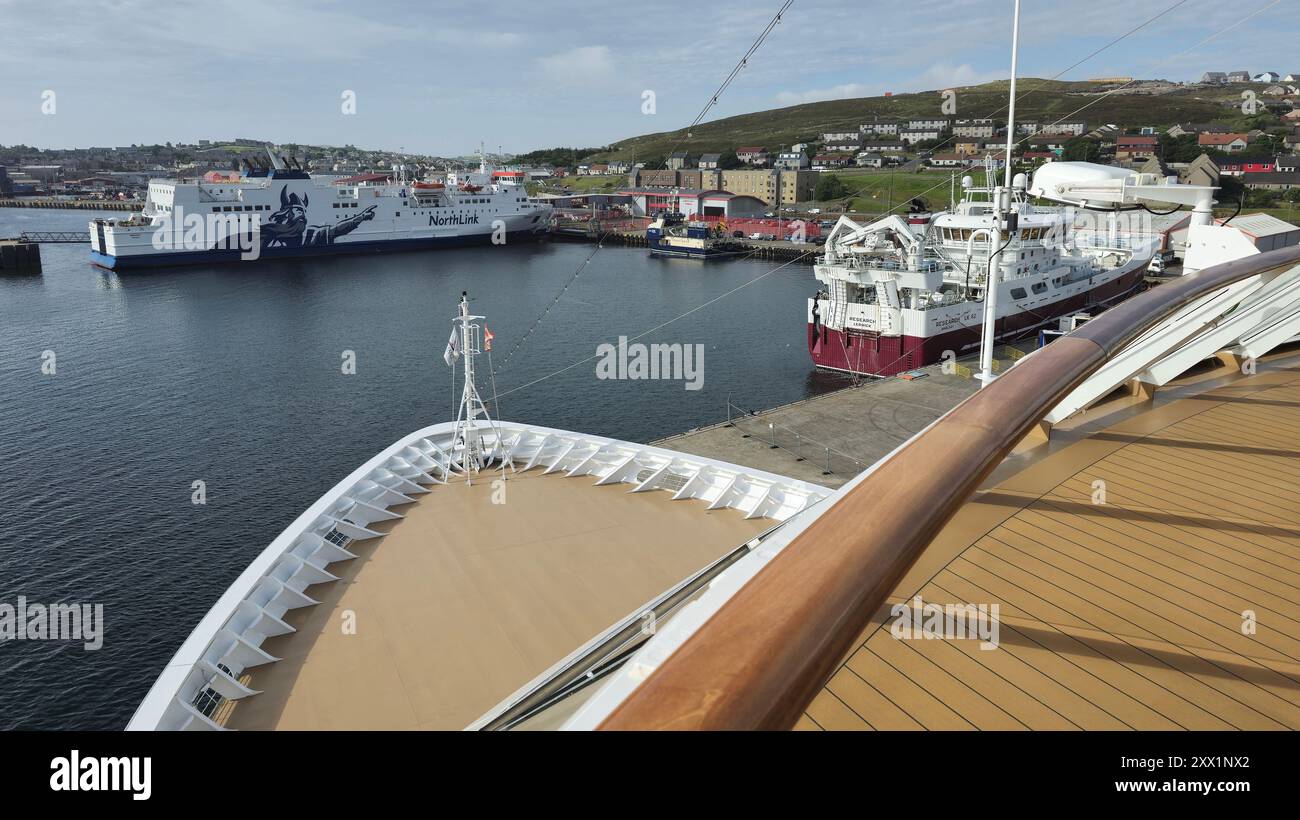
[859,118,901,136]
[1115,135,1158,161]
[1198,132,1250,152]
[900,127,943,145]
[952,118,996,138]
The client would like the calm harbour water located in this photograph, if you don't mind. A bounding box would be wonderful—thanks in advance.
[0,208,847,729]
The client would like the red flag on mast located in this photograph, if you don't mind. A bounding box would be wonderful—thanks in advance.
[483,325,495,351]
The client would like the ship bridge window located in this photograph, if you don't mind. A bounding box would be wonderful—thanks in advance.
[1010,287,1028,300]
[1031,282,1048,295]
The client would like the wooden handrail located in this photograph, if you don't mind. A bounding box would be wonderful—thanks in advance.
[599,244,1300,730]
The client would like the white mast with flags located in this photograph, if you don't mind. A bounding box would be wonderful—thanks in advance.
[445,291,505,480]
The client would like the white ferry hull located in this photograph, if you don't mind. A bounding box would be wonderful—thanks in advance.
[90,171,552,270]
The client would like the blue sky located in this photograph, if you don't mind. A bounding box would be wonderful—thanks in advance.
[0,0,1292,155]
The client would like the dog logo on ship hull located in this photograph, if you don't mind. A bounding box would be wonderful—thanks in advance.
[263,185,376,248]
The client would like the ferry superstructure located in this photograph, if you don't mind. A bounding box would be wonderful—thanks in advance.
[807,163,1158,376]
[88,153,551,270]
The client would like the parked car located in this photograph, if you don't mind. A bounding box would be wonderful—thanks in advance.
[732,230,745,238]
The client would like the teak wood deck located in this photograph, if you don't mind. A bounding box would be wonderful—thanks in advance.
[799,349,1300,731]
[219,471,769,730]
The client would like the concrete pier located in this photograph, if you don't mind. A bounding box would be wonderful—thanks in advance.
[655,345,1033,488]
[0,239,42,273]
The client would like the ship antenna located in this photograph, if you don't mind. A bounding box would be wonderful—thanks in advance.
[977,0,1021,388]
[449,291,506,479]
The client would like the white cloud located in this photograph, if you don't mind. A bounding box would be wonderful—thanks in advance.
[538,46,615,87]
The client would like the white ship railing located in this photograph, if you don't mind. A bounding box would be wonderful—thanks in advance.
[127,421,828,731]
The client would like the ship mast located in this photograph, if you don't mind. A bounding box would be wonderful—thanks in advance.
[977,0,1021,387]
[449,291,499,477]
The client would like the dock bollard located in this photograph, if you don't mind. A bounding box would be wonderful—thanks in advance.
[824,447,832,476]
[769,422,777,449]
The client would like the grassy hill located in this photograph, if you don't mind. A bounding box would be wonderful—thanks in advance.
[593,79,1278,161]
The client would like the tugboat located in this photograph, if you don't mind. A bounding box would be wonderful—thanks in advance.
[646,217,749,260]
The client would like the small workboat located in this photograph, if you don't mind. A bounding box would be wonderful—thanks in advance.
[646,218,749,260]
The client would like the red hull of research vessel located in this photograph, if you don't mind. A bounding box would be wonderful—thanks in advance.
[807,266,1146,376]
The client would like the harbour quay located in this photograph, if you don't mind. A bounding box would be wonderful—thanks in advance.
[0,238,41,272]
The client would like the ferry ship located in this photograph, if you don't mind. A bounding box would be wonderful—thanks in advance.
[807,161,1158,376]
[88,151,551,270]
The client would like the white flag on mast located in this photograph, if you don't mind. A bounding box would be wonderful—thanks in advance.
[443,328,460,366]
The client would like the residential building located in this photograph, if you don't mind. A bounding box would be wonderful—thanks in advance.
[855,153,884,168]
[718,168,818,206]
[1275,155,1300,172]
[1173,154,1221,187]
[822,137,862,152]
[952,118,995,138]
[1241,171,1300,190]
[774,151,810,170]
[666,151,689,170]
[859,118,901,136]
[1216,156,1275,176]
[1053,121,1089,137]
[900,127,942,145]
[1226,71,1251,83]
[736,146,769,166]
[1017,121,1041,135]
[1198,132,1250,152]
[1115,135,1158,161]
[811,154,851,170]
[698,153,722,170]
[906,117,950,132]
[1200,71,1228,84]
[1284,73,1300,83]
[1167,122,1230,137]
[1025,133,1071,153]
[860,139,906,153]
[928,152,971,168]
[1254,71,1281,83]
[821,131,859,144]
